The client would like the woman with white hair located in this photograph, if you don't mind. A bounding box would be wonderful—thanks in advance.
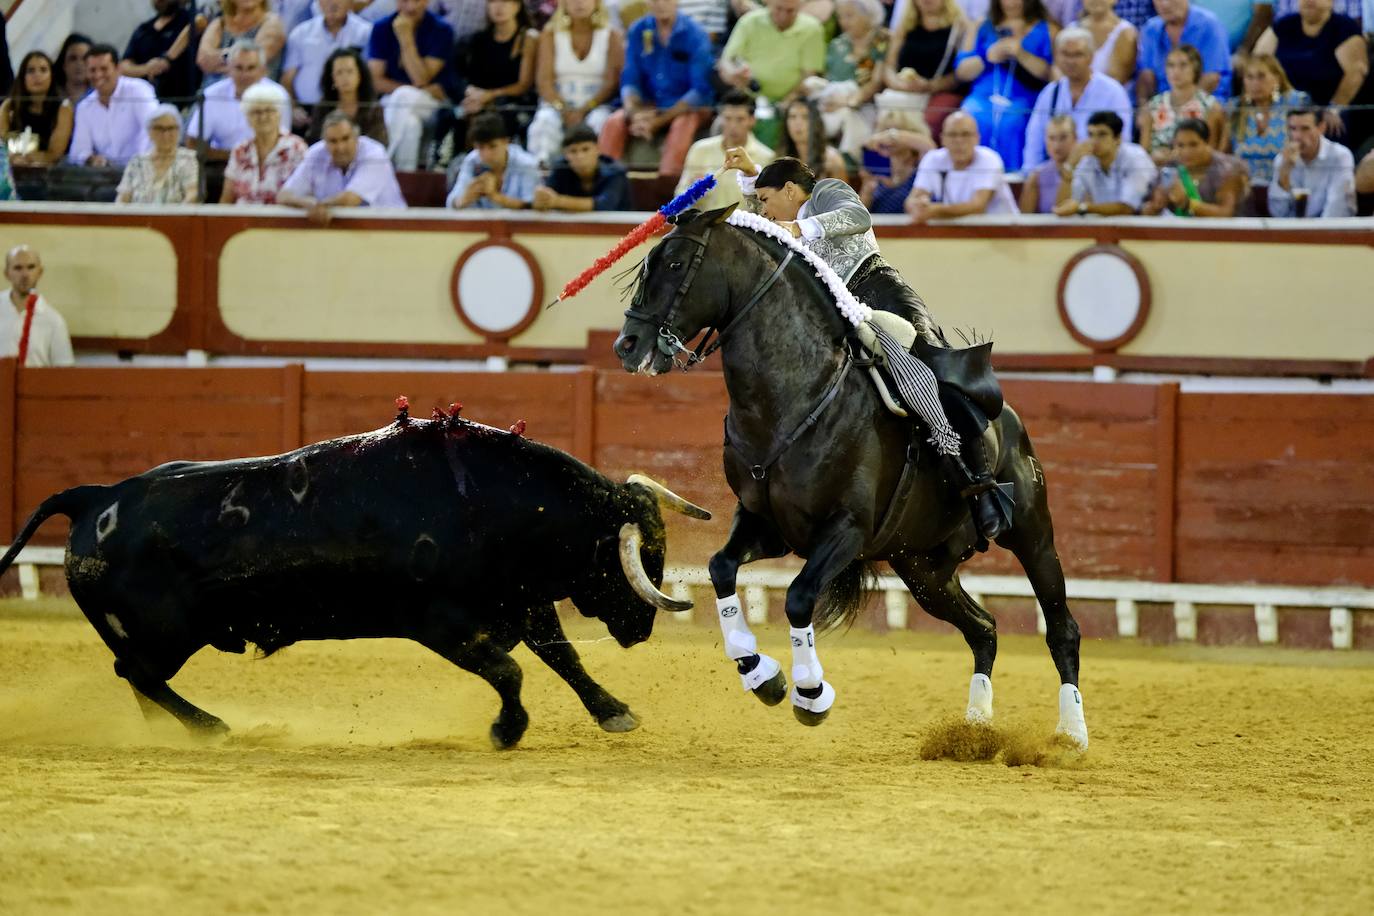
[810,0,890,159]
[221,81,307,204]
[116,104,200,204]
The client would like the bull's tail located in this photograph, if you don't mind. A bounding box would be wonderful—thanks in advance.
[0,486,106,579]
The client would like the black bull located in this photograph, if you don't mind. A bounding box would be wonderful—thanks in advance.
[0,409,709,749]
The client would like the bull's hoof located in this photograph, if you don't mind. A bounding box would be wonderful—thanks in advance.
[188,716,231,739]
[489,713,528,750]
[752,670,788,707]
[598,711,640,733]
[489,724,523,750]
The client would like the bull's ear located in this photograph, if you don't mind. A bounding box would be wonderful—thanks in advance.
[703,202,738,225]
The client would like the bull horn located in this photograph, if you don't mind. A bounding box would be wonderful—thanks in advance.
[626,474,712,521]
[618,523,692,612]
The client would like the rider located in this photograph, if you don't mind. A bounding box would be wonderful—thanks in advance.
[722,150,1009,541]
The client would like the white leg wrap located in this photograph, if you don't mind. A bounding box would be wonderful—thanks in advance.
[966,673,993,724]
[1056,683,1089,750]
[716,594,757,661]
[718,594,780,691]
[791,679,836,714]
[789,626,823,689]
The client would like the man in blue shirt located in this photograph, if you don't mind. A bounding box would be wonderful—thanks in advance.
[366,0,454,170]
[598,0,714,177]
[1023,27,1134,170]
[1137,0,1233,107]
[446,111,540,210]
[535,124,632,212]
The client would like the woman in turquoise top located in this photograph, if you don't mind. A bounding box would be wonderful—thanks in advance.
[953,0,1053,172]
[1227,54,1310,185]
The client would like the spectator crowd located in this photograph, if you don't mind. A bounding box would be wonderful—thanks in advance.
[0,0,1372,218]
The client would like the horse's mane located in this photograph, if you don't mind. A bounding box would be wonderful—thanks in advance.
[722,211,873,328]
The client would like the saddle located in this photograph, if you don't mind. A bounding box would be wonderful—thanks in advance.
[852,313,1004,433]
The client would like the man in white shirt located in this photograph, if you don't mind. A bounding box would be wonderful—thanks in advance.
[675,90,775,210]
[906,111,1017,222]
[187,39,292,162]
[68,44,159,167]
[1,246,75,368]
[1022,27,1133,170]
[282,0,374,119]
[1055,110,1156,215]
[1267,108,1357,218]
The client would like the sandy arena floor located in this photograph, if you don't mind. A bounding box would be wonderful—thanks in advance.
[1,599,1372,915]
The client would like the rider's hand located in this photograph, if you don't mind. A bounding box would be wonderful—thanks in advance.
[723,146,759,176]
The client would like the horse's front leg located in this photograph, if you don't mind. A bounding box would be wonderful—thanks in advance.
[708,503,790,706]
[784,518,866,726]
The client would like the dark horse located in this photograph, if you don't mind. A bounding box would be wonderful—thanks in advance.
[613,206,1088,749]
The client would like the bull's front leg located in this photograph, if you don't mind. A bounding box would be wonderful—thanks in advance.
[419,628,529,750]
[524,603,639,733]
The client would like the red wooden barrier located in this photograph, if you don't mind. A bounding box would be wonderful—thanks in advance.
[4,360,1371,590]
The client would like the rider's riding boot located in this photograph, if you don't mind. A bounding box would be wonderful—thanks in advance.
[941,451,1014,543]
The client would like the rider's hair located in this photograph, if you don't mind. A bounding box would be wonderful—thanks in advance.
[755,157,818,194]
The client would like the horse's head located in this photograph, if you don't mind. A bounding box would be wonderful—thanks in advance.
[614,204,738,376]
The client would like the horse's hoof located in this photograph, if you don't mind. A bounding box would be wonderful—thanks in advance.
[791,681,835,726]
[753,670,788,707]
[598,711,640,733]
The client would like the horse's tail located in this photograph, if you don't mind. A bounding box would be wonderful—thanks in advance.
[814,559,879,633]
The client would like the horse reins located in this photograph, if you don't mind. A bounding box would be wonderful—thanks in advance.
[622,222,795,372]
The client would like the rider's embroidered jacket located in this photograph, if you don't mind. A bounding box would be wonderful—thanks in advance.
[738,174,880,283]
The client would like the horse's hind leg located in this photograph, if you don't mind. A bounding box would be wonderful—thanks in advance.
[889,555,998,724]
[708,503,790,706]
[998,444,1088,750]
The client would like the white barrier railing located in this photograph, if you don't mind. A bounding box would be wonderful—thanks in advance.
[1,546,65,601]
[5,548,1367,650]
[663,567,1373,651]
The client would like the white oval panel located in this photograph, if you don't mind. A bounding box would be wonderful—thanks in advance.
[456,245,536,335]
[1062,252,1143,343]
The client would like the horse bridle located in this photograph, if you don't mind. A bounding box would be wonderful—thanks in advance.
[622,222,794,371]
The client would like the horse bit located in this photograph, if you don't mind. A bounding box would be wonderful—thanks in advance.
[623,222,794,372]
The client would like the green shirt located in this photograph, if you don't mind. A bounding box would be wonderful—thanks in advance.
[722,10,827,102]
